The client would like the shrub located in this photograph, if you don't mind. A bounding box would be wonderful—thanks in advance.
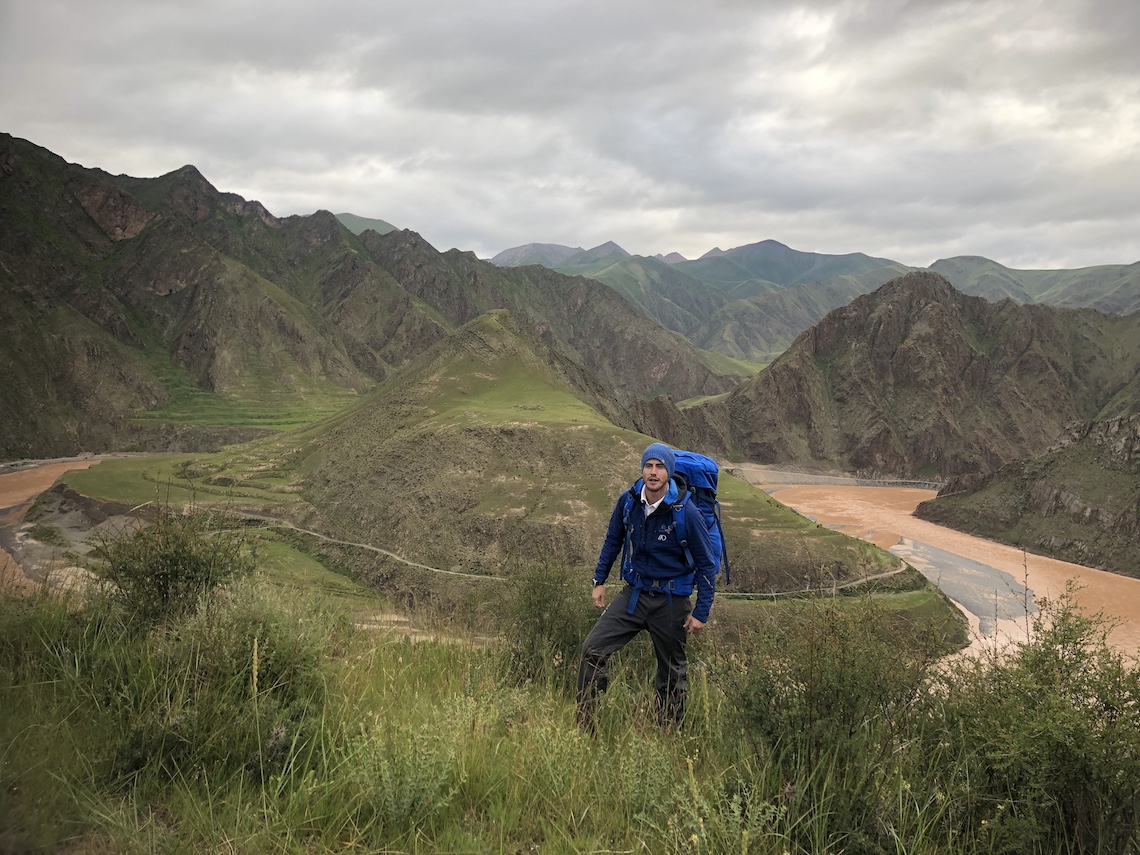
[499,562,597,692]
[939,588,1140,852]
[723,596,941,760]
[106,591,330,785]
[91,503,254,626]
[716,596,946,852]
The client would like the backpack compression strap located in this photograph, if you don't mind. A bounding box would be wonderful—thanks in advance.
[673,494,694,573]
[712,501,730,584]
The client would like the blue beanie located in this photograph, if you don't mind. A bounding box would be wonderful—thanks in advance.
[641,442,676,480]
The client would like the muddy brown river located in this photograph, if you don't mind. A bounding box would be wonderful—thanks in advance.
[762,483,1140,657]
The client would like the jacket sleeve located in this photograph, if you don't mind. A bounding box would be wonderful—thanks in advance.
[684,501,718,623]
[593,493,629,586]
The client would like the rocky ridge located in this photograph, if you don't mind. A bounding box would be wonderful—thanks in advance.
[694,271,1140,478]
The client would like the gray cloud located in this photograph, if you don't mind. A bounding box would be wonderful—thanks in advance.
[3,0,1138,268]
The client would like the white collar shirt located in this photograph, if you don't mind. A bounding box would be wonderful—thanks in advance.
[640,485,666,517]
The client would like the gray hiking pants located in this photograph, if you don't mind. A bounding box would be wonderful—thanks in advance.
[576,584,692,728]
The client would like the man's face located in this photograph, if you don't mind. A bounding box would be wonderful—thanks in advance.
[642,459,669,495]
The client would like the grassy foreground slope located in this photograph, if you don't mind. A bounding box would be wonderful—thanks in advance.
[59,310,915,599]
[4,545,1125,853]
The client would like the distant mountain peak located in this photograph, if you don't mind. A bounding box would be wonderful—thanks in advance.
[559,241,631,267]
[490,242,584,268]
[590,240,626,253]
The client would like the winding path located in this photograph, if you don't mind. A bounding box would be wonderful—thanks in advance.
[238,513,500,582]
[0,460,501,586]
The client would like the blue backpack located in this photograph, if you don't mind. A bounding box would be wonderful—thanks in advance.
[672,450,730,584]
[621,449,731,584]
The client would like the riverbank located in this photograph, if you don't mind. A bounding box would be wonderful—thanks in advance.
[761,483,1140,656]
[0,459,104,591]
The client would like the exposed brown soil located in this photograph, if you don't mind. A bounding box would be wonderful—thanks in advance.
[0,460,101,590]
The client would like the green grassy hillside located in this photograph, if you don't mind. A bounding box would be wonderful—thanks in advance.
[11,535,1121,853]
[56,310,911,597]
[931,256,1140,315]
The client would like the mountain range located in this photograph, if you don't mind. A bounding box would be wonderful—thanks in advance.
[3,131,1140,576]
[491,241,1140,364]
[0,132,741,459]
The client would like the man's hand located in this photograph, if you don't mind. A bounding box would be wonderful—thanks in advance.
[592,584,606,609]
[683,615,706,634]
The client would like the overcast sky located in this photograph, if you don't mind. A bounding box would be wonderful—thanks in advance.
[3,0,1139,268]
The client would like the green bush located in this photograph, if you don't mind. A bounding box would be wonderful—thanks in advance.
[499,562,597,692]
[106,592,330,785]
[723,596,941,760]
[92,503,254,626]
[939,588,1140,852]
[716,596,952,853]
[715,589,1140,854]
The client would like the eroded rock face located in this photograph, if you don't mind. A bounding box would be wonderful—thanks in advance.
[713,270,1140,479]
[1034,415,1140,544]
[1049,415,1140,462]
[71,181,162,241]
[220,194,281,228]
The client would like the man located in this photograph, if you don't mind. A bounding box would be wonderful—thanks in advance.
[576,442,718,729]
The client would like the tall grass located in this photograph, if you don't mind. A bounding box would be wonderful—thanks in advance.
[2,531,1138,853]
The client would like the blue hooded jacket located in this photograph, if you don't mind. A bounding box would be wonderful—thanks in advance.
[592,478,718,623]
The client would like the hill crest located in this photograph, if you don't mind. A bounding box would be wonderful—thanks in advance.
[711,271,1140,478]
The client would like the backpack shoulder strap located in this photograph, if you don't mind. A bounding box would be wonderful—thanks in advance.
[620,488,637,577]
[673,492,695,572]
